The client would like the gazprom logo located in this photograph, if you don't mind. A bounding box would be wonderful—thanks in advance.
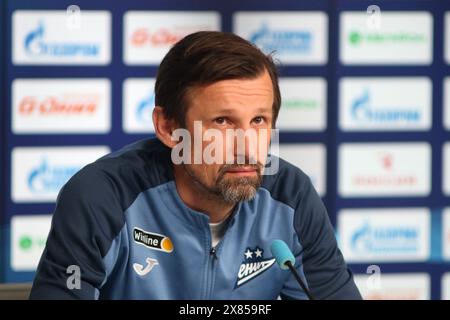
[27,158,79,193]
[135,93,155,124]
[351,89,421,123]
[351,221,420,255]
[24,21,99,57]
[250,23,312,54]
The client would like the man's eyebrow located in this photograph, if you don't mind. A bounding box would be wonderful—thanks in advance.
[210,107,272,114]
[253,107,272,114]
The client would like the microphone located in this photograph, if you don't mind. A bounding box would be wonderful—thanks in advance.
[270,239,315,300]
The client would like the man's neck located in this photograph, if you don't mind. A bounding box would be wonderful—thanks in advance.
[172,165,235,223]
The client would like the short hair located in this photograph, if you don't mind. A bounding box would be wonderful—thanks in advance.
[154,31,281,127]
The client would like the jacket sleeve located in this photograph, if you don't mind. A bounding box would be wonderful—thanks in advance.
[281,177,362,300]
[29,165,124,300]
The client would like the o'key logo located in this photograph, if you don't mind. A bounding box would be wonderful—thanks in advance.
[133,227,174,253]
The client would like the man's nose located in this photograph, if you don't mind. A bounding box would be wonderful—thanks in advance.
[231,126,258,165]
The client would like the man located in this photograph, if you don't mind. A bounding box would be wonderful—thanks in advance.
[30,31,361,300]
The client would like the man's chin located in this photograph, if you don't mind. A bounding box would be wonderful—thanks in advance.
[220,180,261,203]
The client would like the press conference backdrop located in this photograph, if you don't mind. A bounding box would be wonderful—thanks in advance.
[0,0,449,300]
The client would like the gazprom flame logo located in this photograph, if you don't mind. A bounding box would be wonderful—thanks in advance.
[27,158,79,193]
[250,23,312,54]
[136,93,155,125]
[351,89,421,123]
[351,221,420,255]
[24,21,99,57]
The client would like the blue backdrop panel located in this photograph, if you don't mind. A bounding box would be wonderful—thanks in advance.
[0,0,448,300]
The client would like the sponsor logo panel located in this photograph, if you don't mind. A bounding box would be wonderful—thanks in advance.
[354,273,430,300]
[11,146,110,203]
[278,144,326,196]
[339,77,431,131]
[277,78,327,131]
[233,11,328,65]
[338,143,431,197]
[338,208,430,262]
[124,11,220,65]
[340,11,432,65]
[443,208,450,261]
[12,78,111,134]
[11,215,52,271]
[442,273,450,300]
[13,10,111,65]
[122,78,155,133]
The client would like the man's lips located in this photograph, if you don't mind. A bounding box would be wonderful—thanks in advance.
[225,167,258,175]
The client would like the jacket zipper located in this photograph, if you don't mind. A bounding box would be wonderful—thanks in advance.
[203,220,233,299]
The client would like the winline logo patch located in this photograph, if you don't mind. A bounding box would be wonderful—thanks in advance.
[133,227,174,253]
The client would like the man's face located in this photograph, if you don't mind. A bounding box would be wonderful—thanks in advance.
[179,70,274,204]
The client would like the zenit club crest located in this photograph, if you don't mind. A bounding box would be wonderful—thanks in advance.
[235,247,275,287]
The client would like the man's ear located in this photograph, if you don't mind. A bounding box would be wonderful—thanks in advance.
[152,106,179,148]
